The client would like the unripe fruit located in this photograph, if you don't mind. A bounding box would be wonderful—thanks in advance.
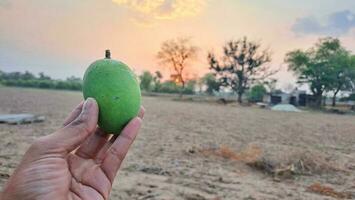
[83,50,141,134]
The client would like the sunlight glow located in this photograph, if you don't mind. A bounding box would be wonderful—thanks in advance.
[112,0,205,20]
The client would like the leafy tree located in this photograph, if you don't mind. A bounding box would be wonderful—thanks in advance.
[0,71,83,91]
[248,84,267,102]
[23,71,36,80]
[158,81,180,93]
[208,37,276,103]
[157,37,198,97]
[153,71,163,92]
[285,37,345,107]
[346,93,355,101]
[327,51,355,106]
[153,80,194,94]
[39,72,51,80]
[184,79,196,94]
[0,70,4,84]
[201,73,220,95]
[2,72,22,80]
[139,71,153,91]
[66,76,81,82]
[263,79,277,94]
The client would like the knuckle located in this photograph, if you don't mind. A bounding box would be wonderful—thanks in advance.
[29,136,48,153]
[69,117,91,134]
[70,115,87,127]
[121,133,134,142]
[109,147,125,162]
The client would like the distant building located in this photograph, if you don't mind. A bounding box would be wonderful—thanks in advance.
[213,90,240,102]
[265,88,307,106]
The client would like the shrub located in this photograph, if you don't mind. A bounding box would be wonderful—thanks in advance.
[248,84,267,102]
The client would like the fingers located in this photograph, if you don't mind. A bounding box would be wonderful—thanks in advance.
[75,127,110,159]
[95,106,145,161]
[94,134,118,162]
[48,98,99,153]
[63,101,84,126]
[138,106,145,119]
[100,117,142,183]
[75,106,145,160]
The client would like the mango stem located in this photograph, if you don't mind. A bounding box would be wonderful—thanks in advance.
[105,50,111,59]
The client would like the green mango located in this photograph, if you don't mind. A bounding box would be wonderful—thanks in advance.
[83,50,141,134]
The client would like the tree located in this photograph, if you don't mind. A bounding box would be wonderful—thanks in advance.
[184,79,196,94]
[208,37,276,103]
[0,70,83,91]
[248,84,267,103]
[327,51,355,106]
[39,72,51,80]
[66,76,81,82]
[157,37,198,97]
[0,70,4,84]
[263,79,277,93]
[285,37,350,107]
[23,71,36,80]
[343,93,355,101]
[139,71,153,91]
[153,71,163,92]
[158,81,180,94]
[201,73,220,95]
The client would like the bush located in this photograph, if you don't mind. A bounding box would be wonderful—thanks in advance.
[201,73,219,94]
[153,80,196,94]
[340,93,355,102]
[183,80,196,94]
[248,84,267,102]
[0,71,82,91]
[139,71,154,91]
[159,81,181,93]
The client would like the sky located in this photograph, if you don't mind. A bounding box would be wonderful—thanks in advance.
[1,0,355,89]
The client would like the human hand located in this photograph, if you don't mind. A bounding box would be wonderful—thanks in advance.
[1,98,144,200]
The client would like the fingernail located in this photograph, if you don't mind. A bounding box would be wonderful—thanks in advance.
[138,107,145,119]
[131,117,142,130]
[83,98,95,111]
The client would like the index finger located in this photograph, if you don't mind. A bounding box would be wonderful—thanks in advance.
[95,106,145,161]
[100,117,142,183]
[62,101,84,126]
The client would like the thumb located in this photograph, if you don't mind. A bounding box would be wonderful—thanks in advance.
[49,98,99,153]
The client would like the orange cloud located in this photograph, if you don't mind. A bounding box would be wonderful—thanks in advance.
[112,0,205,20]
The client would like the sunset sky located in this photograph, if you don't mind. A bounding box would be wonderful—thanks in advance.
[1,0,355,89]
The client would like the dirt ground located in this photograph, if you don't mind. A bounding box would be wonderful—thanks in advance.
[0,87,354,200]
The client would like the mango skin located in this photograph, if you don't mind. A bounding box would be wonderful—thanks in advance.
[83,59,141,134]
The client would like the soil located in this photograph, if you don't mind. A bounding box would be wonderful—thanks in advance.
[0,87,354,199]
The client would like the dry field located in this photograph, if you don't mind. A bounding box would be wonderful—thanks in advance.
[0,87,354,199]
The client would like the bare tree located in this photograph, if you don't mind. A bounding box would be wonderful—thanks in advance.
[157,37,198,97]
[208,37,277,103]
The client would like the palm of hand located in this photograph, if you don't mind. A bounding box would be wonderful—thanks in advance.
[17,148,113,200]
[2,99,143,200]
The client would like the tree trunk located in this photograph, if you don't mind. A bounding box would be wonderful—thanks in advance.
[332,90,339,107]
[237,92,243,104]
[315,93,323,108]
[179,81,185,99]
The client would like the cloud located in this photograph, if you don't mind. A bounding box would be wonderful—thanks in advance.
[0,0,10,7]
[112,0,205,21]
[292,10,355,36]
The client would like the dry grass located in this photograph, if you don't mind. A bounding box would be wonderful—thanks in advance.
[199,145,262,163]
[199,145,349,180]
[307,183,353,199]
[247,150,350,180]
